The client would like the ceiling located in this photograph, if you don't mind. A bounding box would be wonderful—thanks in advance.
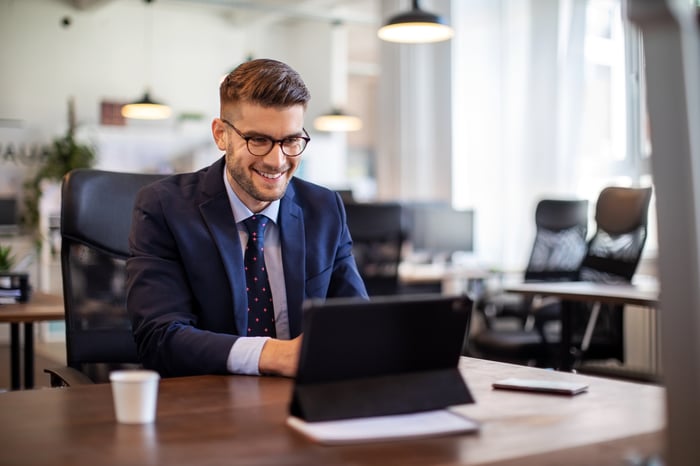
[57,0,382,70]
[62,0,381,26]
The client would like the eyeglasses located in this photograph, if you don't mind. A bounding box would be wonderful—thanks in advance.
[220,118,310,157]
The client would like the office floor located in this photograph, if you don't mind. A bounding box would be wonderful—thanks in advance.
[0,342,66,391]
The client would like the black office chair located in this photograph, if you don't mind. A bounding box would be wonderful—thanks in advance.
[471,187,653,370]
[569,186,653,367]
[469,199,589,366]
[44,169,166,386]
[344,202,406,297]
[486,199,588,322]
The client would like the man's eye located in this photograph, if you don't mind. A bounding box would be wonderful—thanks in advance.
[249,137,270,145]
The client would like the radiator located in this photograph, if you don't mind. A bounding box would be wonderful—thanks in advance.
[625,305,662,376]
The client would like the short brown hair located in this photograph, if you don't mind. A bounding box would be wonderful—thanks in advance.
[219,59,311,112]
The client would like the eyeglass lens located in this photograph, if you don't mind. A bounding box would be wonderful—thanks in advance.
[247,136,307,157]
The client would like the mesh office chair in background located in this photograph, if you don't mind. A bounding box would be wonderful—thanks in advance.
[569,186,653,368]
[470,187,653,371]
[483,199,589,323]
[469,199,589,366]
[44,169,165,386]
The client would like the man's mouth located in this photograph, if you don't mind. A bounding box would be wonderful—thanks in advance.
[254,168,285,180]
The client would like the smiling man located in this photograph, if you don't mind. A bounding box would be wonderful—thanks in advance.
[126,59,368,378]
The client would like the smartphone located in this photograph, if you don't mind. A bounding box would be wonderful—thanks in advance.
[492,378,589,396]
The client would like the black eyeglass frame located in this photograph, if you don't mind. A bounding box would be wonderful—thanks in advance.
[220,118,311,157]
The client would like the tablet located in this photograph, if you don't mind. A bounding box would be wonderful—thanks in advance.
[290,293,474,422]
[296,293,473,385]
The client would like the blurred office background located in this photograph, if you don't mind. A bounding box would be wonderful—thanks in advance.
[0,0,655,272]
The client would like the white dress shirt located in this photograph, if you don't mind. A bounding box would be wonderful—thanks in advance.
[222,168,290,375]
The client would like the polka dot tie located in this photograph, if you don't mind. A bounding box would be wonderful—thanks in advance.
[243,215,276,337]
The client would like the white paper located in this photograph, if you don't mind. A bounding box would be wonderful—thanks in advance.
[286,409,480,445]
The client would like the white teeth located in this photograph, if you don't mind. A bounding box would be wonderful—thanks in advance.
[258,170,281,179]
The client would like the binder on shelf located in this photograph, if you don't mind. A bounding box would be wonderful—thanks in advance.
[289,294,475,423]
[0,272,31,303]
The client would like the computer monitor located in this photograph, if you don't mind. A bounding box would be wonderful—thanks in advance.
[405,203,474,259]
[0,198,19,235]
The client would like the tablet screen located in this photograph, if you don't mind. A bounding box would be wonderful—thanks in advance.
[296,294,472,385]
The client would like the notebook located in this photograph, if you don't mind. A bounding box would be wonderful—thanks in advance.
[288,293,478,443]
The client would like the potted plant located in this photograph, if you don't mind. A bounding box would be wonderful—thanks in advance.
[22,98,96,240]
[0,244,15,272]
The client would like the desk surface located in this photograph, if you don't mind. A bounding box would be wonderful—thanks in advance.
[0,292,64,323]
[504,280,659,307]
[399,262,491,285]
[0,357,665,466]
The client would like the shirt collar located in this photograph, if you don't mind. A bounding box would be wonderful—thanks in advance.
[223,164,280,224]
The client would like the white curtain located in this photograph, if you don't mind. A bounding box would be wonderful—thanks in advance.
[452,0,588,271]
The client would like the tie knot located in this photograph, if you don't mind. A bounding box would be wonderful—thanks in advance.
[243,215,268,239]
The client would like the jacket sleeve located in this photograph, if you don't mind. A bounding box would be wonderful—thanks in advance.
[126,183,238,378]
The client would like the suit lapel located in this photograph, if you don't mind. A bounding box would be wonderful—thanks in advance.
[199,160,305,338]
[279,183,305,337]
[199,158,248,335]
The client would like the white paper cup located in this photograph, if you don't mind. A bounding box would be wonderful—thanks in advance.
[110,370,160,424]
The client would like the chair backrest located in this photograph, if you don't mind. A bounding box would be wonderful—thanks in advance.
[579,186,653,283]
[344,202,406,296]
[60,168,166,382]
[572,186,653,363]
[524,199,589,282]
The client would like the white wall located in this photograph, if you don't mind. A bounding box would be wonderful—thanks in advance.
[1,0,236,135]
[0,0,346,183]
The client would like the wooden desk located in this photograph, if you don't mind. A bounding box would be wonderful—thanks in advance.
[0,292,64,390]
[0,357,665,465]
[504,281,659,370]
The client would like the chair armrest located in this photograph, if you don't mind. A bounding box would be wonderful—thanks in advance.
[44,366,95,387]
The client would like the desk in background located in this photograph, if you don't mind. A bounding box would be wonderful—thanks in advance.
[504,280,659,372]
[398,262,491,296]
[0,292,64,390]
[0,357,664,465]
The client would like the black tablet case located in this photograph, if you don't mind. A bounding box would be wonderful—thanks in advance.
[290,294,475,422]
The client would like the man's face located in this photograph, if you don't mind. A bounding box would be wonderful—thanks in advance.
[213,102,305,213]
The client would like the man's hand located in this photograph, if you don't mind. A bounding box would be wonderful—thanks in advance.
[258,335,303,377]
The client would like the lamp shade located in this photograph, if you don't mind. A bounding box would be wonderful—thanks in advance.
[314,109,362,132]
[378,0,454,44]
[121,91,172,120]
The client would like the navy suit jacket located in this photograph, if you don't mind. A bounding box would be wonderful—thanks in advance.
[126,156,368,377]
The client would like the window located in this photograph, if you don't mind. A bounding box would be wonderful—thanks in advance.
[451,0,655,270]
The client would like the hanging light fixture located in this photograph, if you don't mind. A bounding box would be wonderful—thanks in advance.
[314,109,363,132]
[121,90,171,120]
[121,0,171,120]
[314,21,362,133]
[377,0,454,44]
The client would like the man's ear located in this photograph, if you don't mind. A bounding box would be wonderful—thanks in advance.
[212,119,227,151]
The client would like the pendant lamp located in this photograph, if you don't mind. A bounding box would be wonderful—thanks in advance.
[314,109,363,132]
[378,0,454,44]
[121,90,171,120]
[121,0,171,120]
[313,21,362,133]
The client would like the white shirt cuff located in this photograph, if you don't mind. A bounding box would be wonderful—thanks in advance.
[227,337,270,375]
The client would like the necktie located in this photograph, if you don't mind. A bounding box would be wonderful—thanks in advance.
[243,215,276,337]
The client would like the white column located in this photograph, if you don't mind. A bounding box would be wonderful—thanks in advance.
[376,0,453,202]
[627,1,700,465]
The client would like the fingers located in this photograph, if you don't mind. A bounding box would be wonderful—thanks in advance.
[258,337,302,377]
